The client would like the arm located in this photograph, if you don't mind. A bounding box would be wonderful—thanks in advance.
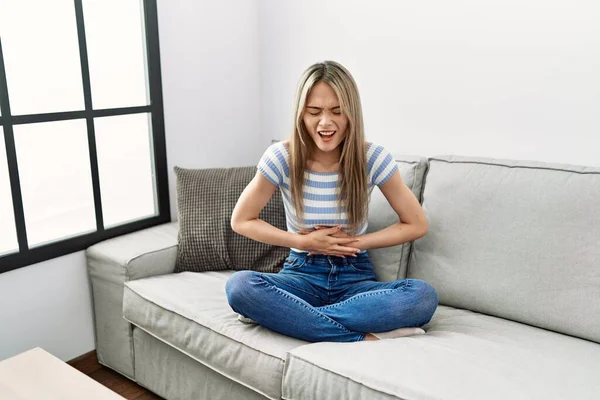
[356,169,428,250]
[231,172,302,248]
[231,172,361,256]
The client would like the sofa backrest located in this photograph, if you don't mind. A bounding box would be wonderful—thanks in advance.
[408,155,600,343]
[367,156,428,282]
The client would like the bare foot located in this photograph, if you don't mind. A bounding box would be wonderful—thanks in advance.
[363,333,379,341]
[370,327,426,340]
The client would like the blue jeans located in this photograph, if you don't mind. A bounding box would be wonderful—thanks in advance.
[225,250,439,342]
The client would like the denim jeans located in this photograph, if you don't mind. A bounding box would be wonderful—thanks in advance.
[225,250,439,342]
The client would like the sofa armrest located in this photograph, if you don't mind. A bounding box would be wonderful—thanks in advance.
[86,222,178,379]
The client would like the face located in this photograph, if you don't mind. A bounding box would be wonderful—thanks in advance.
[302,81,348,155]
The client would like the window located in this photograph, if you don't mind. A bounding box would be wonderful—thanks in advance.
[0,0,169,273]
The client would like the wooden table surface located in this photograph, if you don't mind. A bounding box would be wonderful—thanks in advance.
[0,347,126,400]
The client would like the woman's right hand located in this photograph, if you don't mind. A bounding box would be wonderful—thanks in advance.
[298,226,361,257]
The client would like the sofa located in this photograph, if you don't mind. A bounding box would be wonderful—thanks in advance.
[86,154,600,400]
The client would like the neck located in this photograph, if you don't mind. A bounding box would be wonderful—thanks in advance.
[311,146,341,166]
[307,147,342,173]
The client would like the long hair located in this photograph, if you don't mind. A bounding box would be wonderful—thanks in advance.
[289,61,368,233]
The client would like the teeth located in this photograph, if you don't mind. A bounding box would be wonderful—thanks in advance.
[319,131,335,136]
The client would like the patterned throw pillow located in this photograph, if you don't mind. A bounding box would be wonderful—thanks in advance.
[174,166,288,273]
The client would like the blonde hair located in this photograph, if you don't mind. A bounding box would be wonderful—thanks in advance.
[289,61,368,233]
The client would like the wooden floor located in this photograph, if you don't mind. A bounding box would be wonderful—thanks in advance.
[68,350,164,400]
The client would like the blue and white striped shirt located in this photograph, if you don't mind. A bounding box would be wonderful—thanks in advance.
[257,142,398,249]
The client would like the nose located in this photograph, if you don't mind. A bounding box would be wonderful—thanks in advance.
[319,111,334,126]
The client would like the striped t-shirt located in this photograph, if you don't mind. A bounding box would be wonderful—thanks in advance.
[257,142,398,249]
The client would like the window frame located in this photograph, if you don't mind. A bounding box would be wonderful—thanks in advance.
[0,0,170,273]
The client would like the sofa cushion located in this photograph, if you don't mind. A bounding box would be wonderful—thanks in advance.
[367,156,428,281]
[174,166,288,273]
[132,327,267,400]
[409,156,600,343]
[123,271,307,400]
[282,305,600,400]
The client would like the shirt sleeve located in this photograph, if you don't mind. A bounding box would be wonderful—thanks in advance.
[257,143,287,187]
[368,144,398,187]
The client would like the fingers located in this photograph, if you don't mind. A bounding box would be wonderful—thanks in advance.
[309,252,350,258]
[308,246,359,257]
[322,225,343,234]
[307,225,347,233]
[298,227,337,234]
[332,244,362,254]
[314,225,336,230]
[314,246,361,257]
[334,237,359,245]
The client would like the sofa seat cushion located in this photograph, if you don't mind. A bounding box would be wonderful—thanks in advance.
[282,305,600,400]
[123,271,307,400]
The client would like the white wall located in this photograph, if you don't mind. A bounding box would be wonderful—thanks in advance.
[0,0,263,362]
[258,0,600,166]
[159,0,264,219]
[0,252,95,362]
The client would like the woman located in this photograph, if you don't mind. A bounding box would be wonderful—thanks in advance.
[226,60,438,342]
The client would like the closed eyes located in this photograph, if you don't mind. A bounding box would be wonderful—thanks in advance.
[306,106,342,116]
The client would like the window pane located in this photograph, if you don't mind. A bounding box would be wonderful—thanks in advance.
[0,1,84,115]
[14,120,96,247]
[83,0,150,109]
[0,130,18,255]
[95,113,157,228]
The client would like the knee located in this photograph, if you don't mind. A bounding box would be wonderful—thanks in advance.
[411,279,439,320]
[225,270,260,308]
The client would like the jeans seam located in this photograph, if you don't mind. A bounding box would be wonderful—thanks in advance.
[284,258,307,270]
[319,287,403,311]
[260,279,358,335]
[268,276,321,301]
[347,259,374,273]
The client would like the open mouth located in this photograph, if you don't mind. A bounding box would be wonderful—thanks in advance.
[318,130,336,140]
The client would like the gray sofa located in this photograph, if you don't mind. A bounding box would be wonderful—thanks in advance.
[86,154,600,400]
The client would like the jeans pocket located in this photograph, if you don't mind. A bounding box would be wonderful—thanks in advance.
[348,259,374,273]
[283,256,307,270]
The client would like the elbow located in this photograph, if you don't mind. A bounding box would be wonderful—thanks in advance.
[230,217,242,234]
[414,220,428,240]
[419,222,429,238]
[230,205,247,234]
[416,209,429,238]
[231,215,254,235]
